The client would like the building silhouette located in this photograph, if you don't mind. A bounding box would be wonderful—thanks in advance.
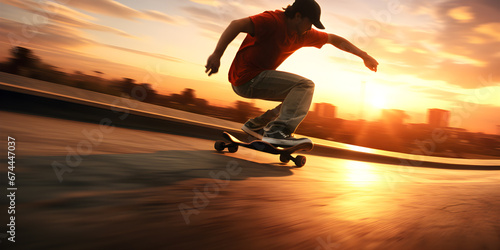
[428,109,450,128]
[315,103,336,119]
[381,109,406,126]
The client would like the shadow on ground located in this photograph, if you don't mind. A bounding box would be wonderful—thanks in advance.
[1,150,297,249]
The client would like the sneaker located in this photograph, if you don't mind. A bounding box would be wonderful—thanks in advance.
[262,125,312,147]
[242,120,265,139]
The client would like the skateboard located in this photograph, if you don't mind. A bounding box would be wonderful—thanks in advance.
[214,132,313,167]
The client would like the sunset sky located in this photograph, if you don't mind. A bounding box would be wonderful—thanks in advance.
[0,0,499,134]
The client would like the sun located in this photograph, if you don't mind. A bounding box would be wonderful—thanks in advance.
[369,91,387,109]
[366,83,388,109]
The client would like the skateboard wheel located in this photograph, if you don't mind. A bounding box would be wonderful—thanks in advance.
[294,155,306,167]
[227,144,239,153]
[214,141,226,152]
[280,154,290,163]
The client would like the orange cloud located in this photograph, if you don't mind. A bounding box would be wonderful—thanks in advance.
[448,6,474,23]
[367,0,500,89]
[475,23,500,42]
[64,0,179,24]
[65,0,140,19]
[0,17,93,49]
[102,44,185,63]
[0,17,183,65]
[0,0,134,37]
[189,0,220,7]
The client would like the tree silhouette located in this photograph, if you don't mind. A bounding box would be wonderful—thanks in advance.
[119,77,137,96]
[138,83,157,103]
[181,88,195,105]
[6,46,40,74]
[234,100,259,122]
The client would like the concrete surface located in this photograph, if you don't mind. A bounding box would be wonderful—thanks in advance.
[1,111,500,250]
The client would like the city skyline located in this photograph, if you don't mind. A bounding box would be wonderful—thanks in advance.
[0,0,499,133]
[312,102,499,136]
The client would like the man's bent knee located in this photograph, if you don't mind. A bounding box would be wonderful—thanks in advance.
[299,78,315,90]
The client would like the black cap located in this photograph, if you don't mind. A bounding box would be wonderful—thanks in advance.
[292,0,325,29]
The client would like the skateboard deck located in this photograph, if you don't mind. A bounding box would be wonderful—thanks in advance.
[214,132,313,167]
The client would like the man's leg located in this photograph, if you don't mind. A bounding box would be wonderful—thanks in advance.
[237,103,281,139]
[233,70,314,145]
[248,104,282,127]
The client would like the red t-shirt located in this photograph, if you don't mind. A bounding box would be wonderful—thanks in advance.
[228,10,329,86]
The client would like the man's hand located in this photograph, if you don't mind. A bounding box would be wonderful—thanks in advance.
[205,53,221,76]
[363,54,379,72]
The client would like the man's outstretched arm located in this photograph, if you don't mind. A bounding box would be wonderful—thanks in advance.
[327,34,379,72]
[205,18,254,76]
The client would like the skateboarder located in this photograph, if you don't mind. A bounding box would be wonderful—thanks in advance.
[205,0,378,147]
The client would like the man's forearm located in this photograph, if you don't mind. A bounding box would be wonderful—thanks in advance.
[213,24,239,56]
[206,18,253,76]
[328,34,368,59]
